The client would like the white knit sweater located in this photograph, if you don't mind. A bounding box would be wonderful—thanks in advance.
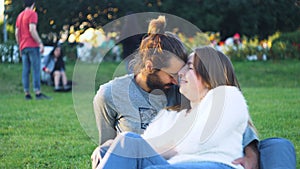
[143,86,249,169]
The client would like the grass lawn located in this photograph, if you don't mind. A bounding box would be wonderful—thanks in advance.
[0,60,299,168]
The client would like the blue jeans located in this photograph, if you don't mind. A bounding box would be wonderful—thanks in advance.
[98,132,233,169]
[259,137,296,169]
[22,47,41,93]
[144,162,234,169]
[99,132,168,169]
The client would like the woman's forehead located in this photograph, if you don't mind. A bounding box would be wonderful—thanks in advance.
[188,52,195,62]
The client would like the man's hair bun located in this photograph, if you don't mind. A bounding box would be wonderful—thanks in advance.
[148,16,166,35]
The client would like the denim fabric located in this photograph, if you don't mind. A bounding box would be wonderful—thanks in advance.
[22,47,41,93]
[99,132,236,169]
[99,133,296,169]
[145,162,234,169]
[99,132,168,169]
[259,137,296,169]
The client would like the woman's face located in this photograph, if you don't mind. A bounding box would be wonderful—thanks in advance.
[178,53,206,103]
[54,47,61,57]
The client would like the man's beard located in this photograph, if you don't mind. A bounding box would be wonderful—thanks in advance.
[146,71,173,91]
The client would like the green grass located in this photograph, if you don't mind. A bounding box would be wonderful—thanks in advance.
[0,60,299,168]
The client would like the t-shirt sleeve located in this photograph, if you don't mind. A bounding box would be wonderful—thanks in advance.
[242,125,259,148]
[16,14,22,28]
[29,12,38,24]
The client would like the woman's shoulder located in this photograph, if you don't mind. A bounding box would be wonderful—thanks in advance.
[210,86,243,100]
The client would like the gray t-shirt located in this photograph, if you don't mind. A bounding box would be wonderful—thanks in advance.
[94,74,180,144]
[94,74,258,146]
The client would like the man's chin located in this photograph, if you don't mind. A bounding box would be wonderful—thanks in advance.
[163,84,174,90]
[164,86,171,89]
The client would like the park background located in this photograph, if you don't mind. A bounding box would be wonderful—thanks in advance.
[1,0,300,168]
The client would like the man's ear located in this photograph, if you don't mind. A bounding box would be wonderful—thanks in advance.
[145,60,153,71]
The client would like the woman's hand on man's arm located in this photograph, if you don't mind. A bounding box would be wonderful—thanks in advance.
[91,139,114,169]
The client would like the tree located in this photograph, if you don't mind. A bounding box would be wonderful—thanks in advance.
[5,0,300,42]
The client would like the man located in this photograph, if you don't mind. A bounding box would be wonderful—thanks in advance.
[92,16,296,169]
[15,0,51,100]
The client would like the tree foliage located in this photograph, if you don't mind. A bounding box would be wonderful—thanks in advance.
[5,0,300,41]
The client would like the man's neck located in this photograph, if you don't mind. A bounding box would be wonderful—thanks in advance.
[135,73,151,93]
[25,4,34,10]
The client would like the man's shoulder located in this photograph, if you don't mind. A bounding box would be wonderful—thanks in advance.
[112,74,134,84]
[101,74,134,87]
[95,74,136,107]
[98,74,134,94]
[16,11,25,23]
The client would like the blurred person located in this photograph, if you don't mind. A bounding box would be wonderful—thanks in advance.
[15,0,51,100]
[42,45,71,92]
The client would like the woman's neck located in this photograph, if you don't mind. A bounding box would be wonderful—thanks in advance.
[190,88,209,109]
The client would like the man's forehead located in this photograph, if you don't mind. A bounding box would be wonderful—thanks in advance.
[164,56,185,72]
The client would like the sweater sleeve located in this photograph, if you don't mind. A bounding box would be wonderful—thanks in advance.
[142,109,179,139]
[198,86,249,146]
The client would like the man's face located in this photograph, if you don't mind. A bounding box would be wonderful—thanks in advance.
[146,56,185,91]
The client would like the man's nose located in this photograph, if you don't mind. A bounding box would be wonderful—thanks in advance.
[171,76,178,85]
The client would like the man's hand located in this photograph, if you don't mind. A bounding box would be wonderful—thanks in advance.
[232,141,259,169]
[39,43,44,54]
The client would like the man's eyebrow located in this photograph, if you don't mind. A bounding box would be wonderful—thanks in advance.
[170,72,178,76]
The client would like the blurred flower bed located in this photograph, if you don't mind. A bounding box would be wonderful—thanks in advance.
[1,28,299,63]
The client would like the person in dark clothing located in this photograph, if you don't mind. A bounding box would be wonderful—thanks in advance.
[42,45,71,92]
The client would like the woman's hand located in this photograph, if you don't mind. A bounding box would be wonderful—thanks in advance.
[91,139,114,169]
[42,67,50,73]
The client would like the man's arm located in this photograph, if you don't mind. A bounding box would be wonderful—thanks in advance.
[29,23,44,53]
[93,85,118,145]
[15,27,21,56]
[15,27,19,45]
[233,140,259,169]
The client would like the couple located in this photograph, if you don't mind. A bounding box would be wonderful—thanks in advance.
[92,16,296,169]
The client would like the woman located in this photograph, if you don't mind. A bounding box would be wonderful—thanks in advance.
[42,45,71,92]
[96,46,254,169]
